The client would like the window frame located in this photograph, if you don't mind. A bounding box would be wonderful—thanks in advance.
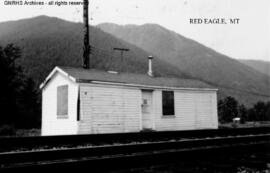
[162,90,175,117]
[57,85,68,119]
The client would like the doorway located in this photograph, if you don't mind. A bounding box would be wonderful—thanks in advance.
[141,90,154,130]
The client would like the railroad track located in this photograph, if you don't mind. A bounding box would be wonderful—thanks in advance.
[0,133,269,171]
[0,127,270,152]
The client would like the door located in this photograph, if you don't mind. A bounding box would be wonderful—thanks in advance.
[141,90,154,130]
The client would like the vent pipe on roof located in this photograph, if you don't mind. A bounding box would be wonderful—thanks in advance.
[148,56,154,77]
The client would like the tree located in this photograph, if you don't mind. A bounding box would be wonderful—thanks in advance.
[17,78,40,128]
[218,99,225,123]
[247,108,256,122]
[266,102,270,121]
[246,101,270,122]
[253,101,268,121]
[0,44,23,125]
[238,104,247,124]
[218,96,239,123]
[0,44,40,128]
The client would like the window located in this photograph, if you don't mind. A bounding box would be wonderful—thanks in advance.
[57,85,68,118]
[162,91,175,116]
[142,99,149,113]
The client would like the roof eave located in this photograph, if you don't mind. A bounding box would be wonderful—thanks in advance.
[78,80,218,91]
[39,66,76,90]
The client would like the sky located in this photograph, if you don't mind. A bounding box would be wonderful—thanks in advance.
[0,0,269,61]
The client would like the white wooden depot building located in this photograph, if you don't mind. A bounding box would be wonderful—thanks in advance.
[40,60,218,136]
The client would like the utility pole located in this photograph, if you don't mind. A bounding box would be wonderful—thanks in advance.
[83,0,90,69]
[113,48,129,71]
[113,47,129,62]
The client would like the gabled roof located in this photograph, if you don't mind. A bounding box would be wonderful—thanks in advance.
[40,66,217,91]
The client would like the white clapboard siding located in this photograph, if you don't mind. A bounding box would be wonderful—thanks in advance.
[41,72,78,136]
[41,67,219,136]
[78,84,141,134]
[154,90,218,131]
[194,92,214,129]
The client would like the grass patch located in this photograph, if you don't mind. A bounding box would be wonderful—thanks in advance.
[15,129,41,137]
[219,121,270,129]
[0,125,40,137]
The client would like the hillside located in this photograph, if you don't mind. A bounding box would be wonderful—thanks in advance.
[0,16,189,89]
[239,60,270,76]
[98,23,270,106]
[0,16,269,107]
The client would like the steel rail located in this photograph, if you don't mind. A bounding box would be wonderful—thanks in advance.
[0,127,269,152]
[0,134,269,170]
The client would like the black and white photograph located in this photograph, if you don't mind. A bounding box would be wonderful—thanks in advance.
[0,0,269,172]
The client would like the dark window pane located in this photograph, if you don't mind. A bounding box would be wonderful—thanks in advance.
[57,85,68,117]
[162,91,175,115]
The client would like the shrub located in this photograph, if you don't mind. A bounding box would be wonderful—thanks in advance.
[0,125,16,136]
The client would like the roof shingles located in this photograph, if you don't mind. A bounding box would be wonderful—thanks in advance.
[59,66,216,89]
